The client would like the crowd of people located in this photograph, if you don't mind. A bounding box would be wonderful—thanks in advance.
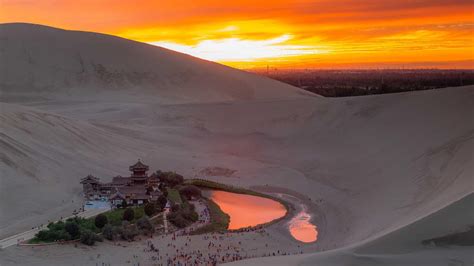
[88,199,310,266]
[141,232,306,266]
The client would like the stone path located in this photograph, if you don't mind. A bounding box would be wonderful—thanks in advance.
[163,209,170,234]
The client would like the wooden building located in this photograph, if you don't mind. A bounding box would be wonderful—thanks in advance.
[80,160,162,207]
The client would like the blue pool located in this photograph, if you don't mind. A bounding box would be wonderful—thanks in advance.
[84,200,111,210]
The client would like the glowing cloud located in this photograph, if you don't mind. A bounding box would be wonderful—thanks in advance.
[151,34,324,61]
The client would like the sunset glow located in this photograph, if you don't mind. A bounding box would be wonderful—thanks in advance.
[152,34,325,61]
[2,0,473,69]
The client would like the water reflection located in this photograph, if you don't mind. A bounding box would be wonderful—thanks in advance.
[289,209,318,243]
[209,190,287,230]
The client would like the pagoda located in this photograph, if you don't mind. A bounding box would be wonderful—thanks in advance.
[129,159,149,184]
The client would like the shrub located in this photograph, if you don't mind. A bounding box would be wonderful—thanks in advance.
[47,220,65,231]
[136,216,154,234]
[121,225,139,241]
[36,229,70,242]
[121,199,128,208]
[123,208,134,222]
[179,185,202,200]
[57,230,71,241]
[94,214,108,229]
[35,230,50,241]
[182,209,198,222]
[171,204,180,212]
[144,203,156,217]
[65,222,80,239]
[112,226,124,239]
[167,212,189,228]
[102,224,114,240]
[80,230,102,246]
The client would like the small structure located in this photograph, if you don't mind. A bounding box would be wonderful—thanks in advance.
[80,175,101,198]
[81,160,162,207]
[109,190,126,206]
[164,201,171,211]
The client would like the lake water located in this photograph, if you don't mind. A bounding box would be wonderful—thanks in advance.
[288,208,318,243]
[208,190,287,230]
[208,190,318,243]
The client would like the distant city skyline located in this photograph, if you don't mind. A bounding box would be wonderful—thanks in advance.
[2,0,473,69]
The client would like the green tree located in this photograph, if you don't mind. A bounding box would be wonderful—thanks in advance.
[65,222,80,239]
[123,208,134,222]
[121,199,128,208]
[157,195,168,210]
[159,171,184,187]
[179,185,202,200]
[167,202,198,228]
[94,214,108,229]
[144,203,156,217]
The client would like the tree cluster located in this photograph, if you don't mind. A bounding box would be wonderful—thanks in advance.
[34,217,101,245]
[178,185,202,200]
[155,170,184,187]
[167,202,198,228]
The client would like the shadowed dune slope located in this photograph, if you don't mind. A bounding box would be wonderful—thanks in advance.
[229,193,474,266]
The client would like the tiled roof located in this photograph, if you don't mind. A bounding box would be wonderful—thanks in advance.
[117,186,146,194]
[129,159,149,171]
[80,174,100,184]
[110,176,131,185]
[109,191,125,200]
[116,185,150,200]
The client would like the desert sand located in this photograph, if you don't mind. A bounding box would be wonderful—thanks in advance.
[0,23,473,265]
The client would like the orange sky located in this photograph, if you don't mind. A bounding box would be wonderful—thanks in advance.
[1,0,473,69]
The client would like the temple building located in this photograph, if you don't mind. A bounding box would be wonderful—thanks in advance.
[80,160,162,207]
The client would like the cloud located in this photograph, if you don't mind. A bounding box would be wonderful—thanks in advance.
[151,34,324,61]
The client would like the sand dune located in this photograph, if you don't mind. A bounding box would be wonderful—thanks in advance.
[0,23,313,104]
[0,23,472,265]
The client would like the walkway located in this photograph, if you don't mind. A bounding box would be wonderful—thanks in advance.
[163,209,170,234]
